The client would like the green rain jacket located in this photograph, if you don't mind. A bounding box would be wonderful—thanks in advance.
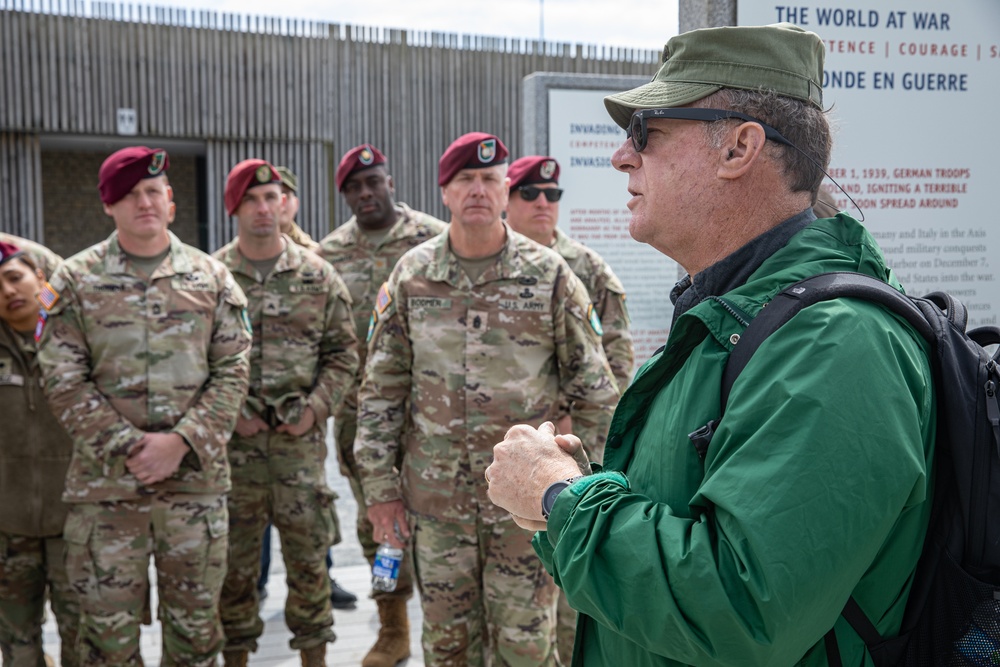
[535,214,935,667]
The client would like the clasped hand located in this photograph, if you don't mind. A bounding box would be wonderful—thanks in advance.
[486,421,590,531]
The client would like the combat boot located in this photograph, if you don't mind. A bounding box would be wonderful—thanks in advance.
[362,598,411,667]
[300,644,327,667]
[222,650,249,667]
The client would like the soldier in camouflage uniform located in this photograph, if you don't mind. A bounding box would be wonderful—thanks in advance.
[506,155,634,663]
[275,166,321,252]
[0,232,62,278]
[319,143,447,667]
[256,165,358,611]
[506,156,633,399]
[35,146,252,667]
[214,159,359,667]
[0,240,78,667]
[355,133,619,667]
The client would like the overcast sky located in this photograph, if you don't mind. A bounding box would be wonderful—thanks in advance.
[141,0,680,52]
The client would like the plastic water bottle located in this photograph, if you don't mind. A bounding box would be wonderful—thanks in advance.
[371,542,404,593]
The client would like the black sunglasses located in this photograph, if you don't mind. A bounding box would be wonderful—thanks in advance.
[517,186,563,203]
[626,108,794,153]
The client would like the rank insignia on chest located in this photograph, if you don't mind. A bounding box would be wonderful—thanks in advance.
[367,309,376,342]
[587,304,604,336]
[375,282,392,314]
[37,282,60,311]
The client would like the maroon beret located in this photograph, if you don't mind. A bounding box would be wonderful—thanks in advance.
[336,144,388,191]
[438,132,509,186]
[98,146,169,205]
[507,156,560,190]
[0,240,25,267]
[225,159,282,216]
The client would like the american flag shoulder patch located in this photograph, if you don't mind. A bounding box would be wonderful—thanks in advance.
[375,282,392,314]
[38,282,60,311]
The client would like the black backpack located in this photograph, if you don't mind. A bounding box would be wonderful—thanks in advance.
[711,271,1000,666]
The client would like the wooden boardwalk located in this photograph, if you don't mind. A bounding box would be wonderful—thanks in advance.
[30,425,425,666]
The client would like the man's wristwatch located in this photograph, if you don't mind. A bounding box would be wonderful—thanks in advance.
[541,475,585,519]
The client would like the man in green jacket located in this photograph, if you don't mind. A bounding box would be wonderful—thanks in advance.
[486,23,934,667]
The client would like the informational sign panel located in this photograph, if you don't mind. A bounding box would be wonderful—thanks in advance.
[739,2,999,326]
[548,89,678,364]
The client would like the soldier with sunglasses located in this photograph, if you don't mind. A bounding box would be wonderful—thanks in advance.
[505,155,633,666]
[487,23,933,667]
[506,156,633,398]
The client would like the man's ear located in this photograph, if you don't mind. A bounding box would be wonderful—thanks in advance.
[718,122,767,180]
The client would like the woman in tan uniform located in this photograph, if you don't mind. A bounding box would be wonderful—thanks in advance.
[0,239,78,667]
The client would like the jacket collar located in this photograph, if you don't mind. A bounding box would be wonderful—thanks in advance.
[105,230,191,278]
[670,209,816,326]
[219,235,302,281]
[425,221,523,286]
[341,203,422,248]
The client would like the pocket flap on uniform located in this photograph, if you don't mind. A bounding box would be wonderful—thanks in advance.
[62,511,94,545]
[206,511,230,539]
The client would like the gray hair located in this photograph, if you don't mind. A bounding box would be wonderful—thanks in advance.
[697,88,831,195]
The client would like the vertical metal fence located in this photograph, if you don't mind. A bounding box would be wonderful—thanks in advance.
[0,1,659,247]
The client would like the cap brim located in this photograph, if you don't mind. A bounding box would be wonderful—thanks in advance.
[604,81,722,128]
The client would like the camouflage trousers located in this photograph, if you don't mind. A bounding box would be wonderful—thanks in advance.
[334,409,414,600]
[556,590,577,666]
[0,532,79,667]
[62,492,229,667]
[221,427,338,653]
[410,514,559,667]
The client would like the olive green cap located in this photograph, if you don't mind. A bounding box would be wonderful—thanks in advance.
[275,165,298,193]
[605,23,825,129]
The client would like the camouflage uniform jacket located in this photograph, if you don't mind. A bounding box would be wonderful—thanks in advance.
[318,203,447,376]
[0,323,73,536]
[37,231,252,503]
[0,232,62,278]
[355,224,619,524]
[283,221,320,252]
[214,237,359,426]
[552,229,634,394]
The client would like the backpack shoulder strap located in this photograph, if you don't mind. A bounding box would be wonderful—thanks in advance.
[719,271,938,666]
[720,271,933,409]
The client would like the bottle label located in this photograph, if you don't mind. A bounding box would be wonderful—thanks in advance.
[373,553,401,579]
